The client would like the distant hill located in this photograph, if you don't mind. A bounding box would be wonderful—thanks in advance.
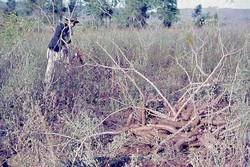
[179,8,250,25]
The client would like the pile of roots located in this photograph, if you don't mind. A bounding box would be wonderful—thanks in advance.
[120,91,228,156]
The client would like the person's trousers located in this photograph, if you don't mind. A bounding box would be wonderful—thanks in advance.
[44,46,71,84]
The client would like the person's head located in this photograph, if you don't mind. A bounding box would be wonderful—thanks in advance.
[65,17,79,28]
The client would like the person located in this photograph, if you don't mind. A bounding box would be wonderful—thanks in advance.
[45,17,79,84]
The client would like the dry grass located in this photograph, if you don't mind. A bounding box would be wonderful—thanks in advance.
[0,23,249,166]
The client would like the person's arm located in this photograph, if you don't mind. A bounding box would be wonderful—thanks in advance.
[54,23,63,38]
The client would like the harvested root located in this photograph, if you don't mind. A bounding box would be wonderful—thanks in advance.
[120,90,230,158]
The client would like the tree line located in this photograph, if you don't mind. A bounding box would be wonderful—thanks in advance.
[4,0,179,28]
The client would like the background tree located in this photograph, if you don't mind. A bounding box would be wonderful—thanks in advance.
[100,1,114,27]
[157,0,179,28]
[192,4,202,18]
[124,0,150,28]
[7,0,16,11]
[25,0,43,15]
[44,0,66,23]
[26,0,37,11]
[52,0,64,15]
[84,0,114,28]
[192,4,211,27]
[214,13,218,20]
[68,0,77,14]
[4,0,16,14]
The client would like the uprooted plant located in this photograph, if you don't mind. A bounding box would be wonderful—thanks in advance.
[68,27,249,166]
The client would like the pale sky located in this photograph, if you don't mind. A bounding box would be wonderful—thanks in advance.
[178,0,250,9]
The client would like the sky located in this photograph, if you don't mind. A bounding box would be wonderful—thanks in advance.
[1,0,250,9]
[177,0,250,9]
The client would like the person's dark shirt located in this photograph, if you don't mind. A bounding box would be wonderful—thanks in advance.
[48,23,72,52]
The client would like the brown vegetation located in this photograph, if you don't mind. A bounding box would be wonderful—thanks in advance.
[0,23,249,166]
